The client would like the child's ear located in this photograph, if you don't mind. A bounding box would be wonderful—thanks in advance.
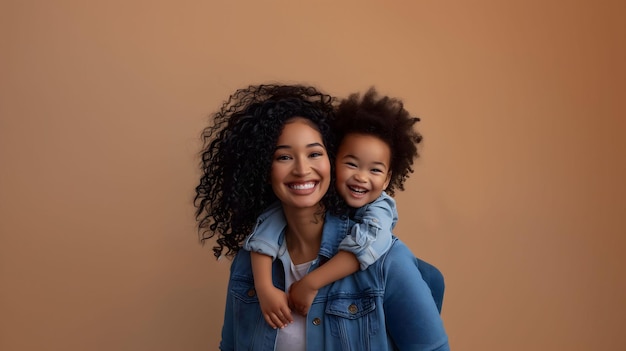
[384,172,392,189]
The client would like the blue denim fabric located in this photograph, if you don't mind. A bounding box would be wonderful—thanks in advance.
[243,193,397,271]
[221,209,449,351]
[340,191,397,270]
[416,258,445,314]
[242,202,287,260]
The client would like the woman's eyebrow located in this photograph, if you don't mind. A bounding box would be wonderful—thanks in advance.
[275,142,324,150]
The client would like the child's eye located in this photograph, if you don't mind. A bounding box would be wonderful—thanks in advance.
[345,162,357,168]
[371,168,384,174]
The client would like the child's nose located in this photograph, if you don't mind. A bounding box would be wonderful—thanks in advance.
[354,171,367,182]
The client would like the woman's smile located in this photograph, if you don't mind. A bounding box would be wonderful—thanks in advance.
[287,181,318,192]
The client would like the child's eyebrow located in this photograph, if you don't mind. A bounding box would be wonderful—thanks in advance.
[371,161,388,168]
[341,154,359,160]
[341,154,388,168]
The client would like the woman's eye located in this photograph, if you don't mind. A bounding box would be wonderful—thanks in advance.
[310,151,324,158]
[275,155,292,161]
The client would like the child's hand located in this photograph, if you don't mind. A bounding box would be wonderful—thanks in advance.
[288,277,318,316]
[256,285,293,329]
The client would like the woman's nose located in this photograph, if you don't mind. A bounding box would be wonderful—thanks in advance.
[292,158,311,175]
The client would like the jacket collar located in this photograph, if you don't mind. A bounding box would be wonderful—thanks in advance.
[255,202,350,261]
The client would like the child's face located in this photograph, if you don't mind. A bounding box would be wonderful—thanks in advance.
[335,133,391,208]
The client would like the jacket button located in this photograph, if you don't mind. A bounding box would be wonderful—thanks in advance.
[348,304,358,314]
[312,318,321,326]
[247,289,256,297]
[372,218,378,223]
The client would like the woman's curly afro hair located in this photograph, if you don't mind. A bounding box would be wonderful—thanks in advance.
[194,84,341,259]
[333,87,422,196]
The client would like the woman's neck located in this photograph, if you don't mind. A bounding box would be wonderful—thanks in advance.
[282,204,325,264]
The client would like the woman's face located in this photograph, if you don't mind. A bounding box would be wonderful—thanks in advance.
[270,117,331,210]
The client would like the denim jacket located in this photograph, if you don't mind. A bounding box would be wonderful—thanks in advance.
[220,204,450,350]
[243,192,397,271]
[340,191,397,270]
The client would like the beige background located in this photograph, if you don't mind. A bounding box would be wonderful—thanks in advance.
[1,0,625,350]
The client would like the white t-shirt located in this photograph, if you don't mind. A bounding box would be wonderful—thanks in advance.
[275,252,313,351]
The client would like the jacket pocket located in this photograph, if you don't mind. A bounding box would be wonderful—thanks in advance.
[231,277,259,304]
[326,295,379,349]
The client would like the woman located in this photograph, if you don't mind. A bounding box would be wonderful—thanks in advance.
[195,84,449,350]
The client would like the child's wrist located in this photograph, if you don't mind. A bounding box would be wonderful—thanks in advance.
[255,280,275,292]
[301,275,321,291]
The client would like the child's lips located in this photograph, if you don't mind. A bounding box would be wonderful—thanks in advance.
[348,185,368,194]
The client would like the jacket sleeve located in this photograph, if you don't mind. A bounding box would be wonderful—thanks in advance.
[338,194,397,270]
[241,203,284,260]
[381,240,450,351]
[242,228,281,260]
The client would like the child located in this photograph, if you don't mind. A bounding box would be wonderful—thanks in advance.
[243,87,422,329]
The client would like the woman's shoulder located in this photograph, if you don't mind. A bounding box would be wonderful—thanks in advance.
[374,237,424,278]
[229,249,253,278]
[382,237,415,263]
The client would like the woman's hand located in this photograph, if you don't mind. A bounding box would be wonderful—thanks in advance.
[256,285,293,329]
[288,277,318,316]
